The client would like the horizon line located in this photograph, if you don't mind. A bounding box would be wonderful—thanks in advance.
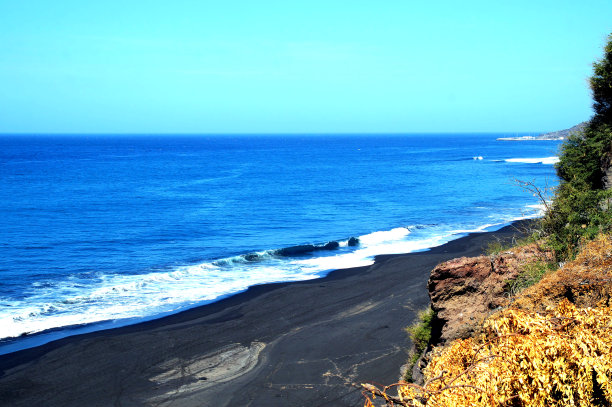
[0,131,549,136]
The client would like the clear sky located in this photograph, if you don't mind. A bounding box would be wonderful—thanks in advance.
[1,1,611,134]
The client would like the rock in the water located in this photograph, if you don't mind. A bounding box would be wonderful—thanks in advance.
[347,237,359,246]
[322,241,340,250]
[276,241,342,257]
[276,245,317,257]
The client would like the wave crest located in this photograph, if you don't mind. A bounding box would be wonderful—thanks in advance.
[505,157,559,165]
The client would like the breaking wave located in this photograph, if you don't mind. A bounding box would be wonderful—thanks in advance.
[505,157,560,165]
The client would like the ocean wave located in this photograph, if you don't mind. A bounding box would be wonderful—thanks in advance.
[524,203,548,216]
[505,157,560,165]
[359,227,411,246]
[0,259,324,341]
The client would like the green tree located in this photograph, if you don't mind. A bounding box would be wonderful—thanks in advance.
[590,36,612,125]
[544,34,612,258]
[556,34,612,189]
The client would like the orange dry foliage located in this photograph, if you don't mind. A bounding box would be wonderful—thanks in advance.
[364,301,612,406]
[363,235,612,407]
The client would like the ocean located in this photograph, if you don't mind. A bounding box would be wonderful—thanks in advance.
[0,134,561,353]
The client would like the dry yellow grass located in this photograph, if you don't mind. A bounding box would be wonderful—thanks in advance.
[515,234,612,311]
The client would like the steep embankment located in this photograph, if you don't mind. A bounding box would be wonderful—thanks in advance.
[427,243,553,346]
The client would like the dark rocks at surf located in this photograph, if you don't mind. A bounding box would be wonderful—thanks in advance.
[275,238,358,257]
[243,254,261,261]
[276,245,321,257]
[241,237,360,262]
[323,241,340,250]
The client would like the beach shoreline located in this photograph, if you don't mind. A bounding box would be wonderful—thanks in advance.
[0,220,532,407]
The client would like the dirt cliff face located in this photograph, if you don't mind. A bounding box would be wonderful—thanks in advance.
[427,244,553,345]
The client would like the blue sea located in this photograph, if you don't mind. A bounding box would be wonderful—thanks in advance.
[0,134,561,353]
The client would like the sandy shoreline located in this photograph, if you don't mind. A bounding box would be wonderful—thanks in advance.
[0,221,530,407]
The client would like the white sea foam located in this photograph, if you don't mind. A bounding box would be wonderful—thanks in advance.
[505,157,560,165]
[358,227,412,246]
[525,203,548,216]
[0,259,322,341]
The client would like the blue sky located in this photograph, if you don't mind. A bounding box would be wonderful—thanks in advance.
[1,1,611,134]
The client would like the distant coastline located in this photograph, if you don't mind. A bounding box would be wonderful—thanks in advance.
[497,121,587,141]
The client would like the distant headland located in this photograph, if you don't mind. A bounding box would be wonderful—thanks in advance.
[497,121,587,141]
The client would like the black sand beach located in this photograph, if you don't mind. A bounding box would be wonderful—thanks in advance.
[0,221,529,407]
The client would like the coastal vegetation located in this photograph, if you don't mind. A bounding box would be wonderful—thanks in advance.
[404,308,435,379]
[503,260,556,296]
[484,239,515,256]
[362,34,612,406]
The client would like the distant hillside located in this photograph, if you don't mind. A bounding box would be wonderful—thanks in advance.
[538,121,587,139]
[497,121,587,141]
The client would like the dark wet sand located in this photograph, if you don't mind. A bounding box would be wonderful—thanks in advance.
[0,221,529,407]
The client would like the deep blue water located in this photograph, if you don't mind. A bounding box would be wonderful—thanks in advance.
[0,134,561,352]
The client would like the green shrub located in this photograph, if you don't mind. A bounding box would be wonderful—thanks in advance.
[406,308,434,351]
[404,308,435,381]
[555,128,607,189]
[505,261,556,296]
[485,239,513,256]
[541,181,612,259]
